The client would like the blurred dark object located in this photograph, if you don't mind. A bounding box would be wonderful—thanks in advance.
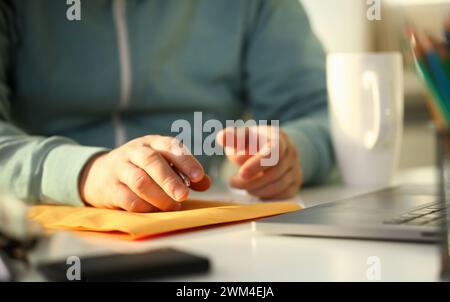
[0,189,43,281]
[436,130,450,280]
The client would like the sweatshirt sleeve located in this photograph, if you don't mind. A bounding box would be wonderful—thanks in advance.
[0,2,107,206]
[244,0,333,185]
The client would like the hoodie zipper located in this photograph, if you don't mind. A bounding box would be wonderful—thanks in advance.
[112,0,132,147]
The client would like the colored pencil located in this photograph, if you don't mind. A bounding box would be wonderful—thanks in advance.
[409,31,450,128]
[419,34,450,105]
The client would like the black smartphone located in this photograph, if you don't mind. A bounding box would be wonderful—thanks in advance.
[37,247,210,281]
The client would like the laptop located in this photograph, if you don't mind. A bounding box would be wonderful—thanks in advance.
[254,131,450,279]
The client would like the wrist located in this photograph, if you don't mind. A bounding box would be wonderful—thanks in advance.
[79,152,107,205]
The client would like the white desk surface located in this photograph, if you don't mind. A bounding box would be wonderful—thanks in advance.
[23,166,442,282]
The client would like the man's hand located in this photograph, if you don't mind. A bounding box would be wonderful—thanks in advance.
[79,135,211,212]
[217,126,302,199]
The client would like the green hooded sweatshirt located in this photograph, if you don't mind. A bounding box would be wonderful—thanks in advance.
[0,0,332,207]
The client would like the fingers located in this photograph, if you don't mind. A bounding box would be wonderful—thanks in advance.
[247,168,296,199]
[230,147,294,191]
[112,183,159,213]
[249,167,301,200]
[239,136,287,180]
[237,145,302,199]
[217,126,286,177]
[118,162,181,211]
[216,127,252,165]
[190,175,211,192]
[127,136,211,209]
[146,136,205,183]
[220,127,302,199]
[129,146,189,202]
[81,135,211,213]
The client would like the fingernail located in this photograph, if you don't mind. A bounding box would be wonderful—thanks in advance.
[190,168,202,180]
[174,186,187,201]
[224,146,235,156]
[260,145,272,157]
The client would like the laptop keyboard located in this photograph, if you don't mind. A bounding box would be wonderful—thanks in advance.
[383,202,449,227]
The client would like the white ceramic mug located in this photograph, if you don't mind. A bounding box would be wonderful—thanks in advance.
[327,52,404,187]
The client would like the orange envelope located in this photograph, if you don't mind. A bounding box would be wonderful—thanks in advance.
[28,199,301,240]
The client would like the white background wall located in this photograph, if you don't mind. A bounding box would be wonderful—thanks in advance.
[300,0,450,53]
[300,0,373,52]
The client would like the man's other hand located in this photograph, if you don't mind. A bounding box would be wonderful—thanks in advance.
[217,126,302,199]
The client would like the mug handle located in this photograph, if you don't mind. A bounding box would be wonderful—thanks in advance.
[362,70,388,150]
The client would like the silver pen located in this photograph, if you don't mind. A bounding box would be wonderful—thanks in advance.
[169,163,191,187]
